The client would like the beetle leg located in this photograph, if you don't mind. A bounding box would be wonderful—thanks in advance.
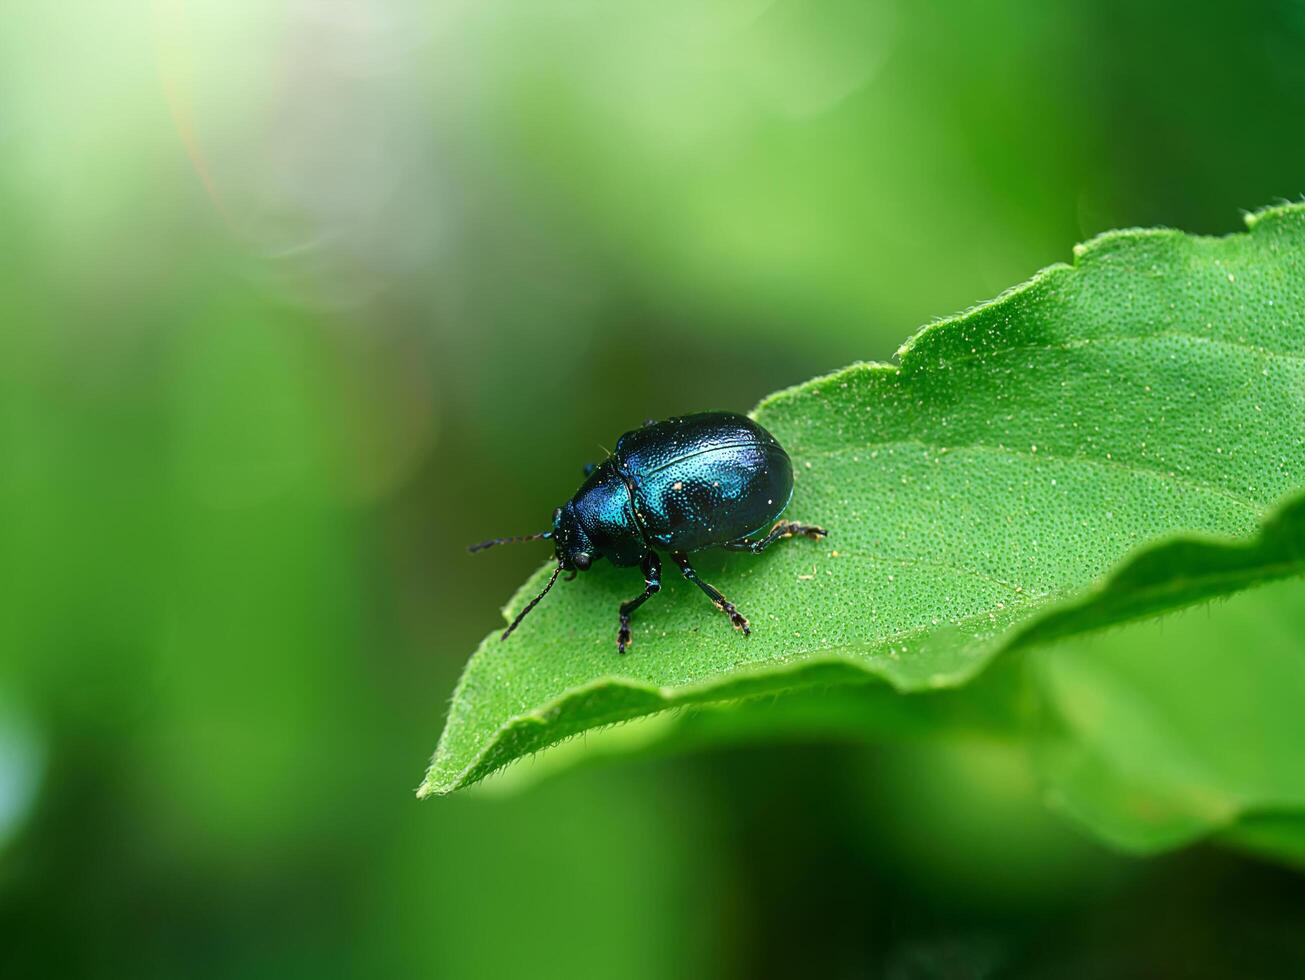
[722,519,828,554]
[617,552,662,653]
[671,551,750,637]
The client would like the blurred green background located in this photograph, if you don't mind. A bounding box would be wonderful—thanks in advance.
[3,1,1305,976]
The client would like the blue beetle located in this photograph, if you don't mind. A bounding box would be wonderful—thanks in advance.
[471,412,827,653]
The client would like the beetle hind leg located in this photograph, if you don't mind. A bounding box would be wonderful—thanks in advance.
[617,553,661,653]
[723,519,828,554]
[671,552,750,637]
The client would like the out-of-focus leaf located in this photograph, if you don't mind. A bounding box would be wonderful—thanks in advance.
[1035,576,1305,855]
[1221,812,1305,870]
[421,204,1305,797]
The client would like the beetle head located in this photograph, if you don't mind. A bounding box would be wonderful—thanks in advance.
[552,503,595,573]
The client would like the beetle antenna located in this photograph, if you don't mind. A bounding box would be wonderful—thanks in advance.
[468,531,553,553]
[501,564,563,641]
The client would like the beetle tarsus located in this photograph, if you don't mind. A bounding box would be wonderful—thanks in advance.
[725,605,750,635]
[789,521,828,541]
[724,520,829,554]
[616,553,661,654]
[672,551,750,638]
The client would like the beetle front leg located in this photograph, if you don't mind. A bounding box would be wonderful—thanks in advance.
[722,519,828,554]
[617,552,662,653]
[671,552,750,636]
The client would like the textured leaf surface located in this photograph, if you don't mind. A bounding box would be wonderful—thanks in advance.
[421,204,1305,797]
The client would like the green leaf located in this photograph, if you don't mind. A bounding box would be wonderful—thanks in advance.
[420,203,1305,797]
[1034,575,1305,854]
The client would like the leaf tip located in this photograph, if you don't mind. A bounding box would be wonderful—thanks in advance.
[415,775,445,800]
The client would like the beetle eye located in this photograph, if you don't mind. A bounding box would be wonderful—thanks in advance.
[573,552,591,571]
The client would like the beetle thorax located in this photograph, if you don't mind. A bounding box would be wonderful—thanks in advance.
[561,461,648,568]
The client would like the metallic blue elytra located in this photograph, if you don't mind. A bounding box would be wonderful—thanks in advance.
[470,412,828,653]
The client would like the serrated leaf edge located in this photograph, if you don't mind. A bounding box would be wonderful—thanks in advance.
[420,203,1305,798]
